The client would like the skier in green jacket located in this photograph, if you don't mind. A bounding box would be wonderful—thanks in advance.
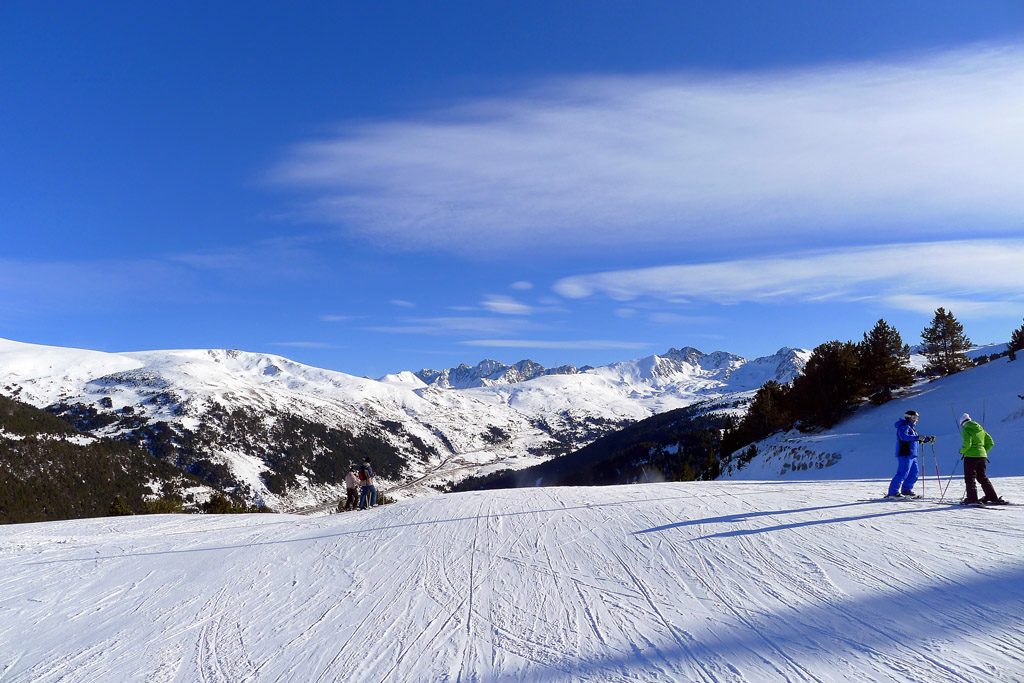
[958,413,1007,505]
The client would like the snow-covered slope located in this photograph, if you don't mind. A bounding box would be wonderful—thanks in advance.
[3,479,1023,682]
[722,351,1024,483]
[0,338,809,510]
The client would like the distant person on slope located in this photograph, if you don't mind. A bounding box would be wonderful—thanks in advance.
[958,413,1007,505]
[359,460,377,509]
[887,410,933,498]
[342,468,360,511]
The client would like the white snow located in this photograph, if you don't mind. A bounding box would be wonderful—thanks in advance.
[724,352,1024,482]
[2,479,1023,681]
[377,370,429,388]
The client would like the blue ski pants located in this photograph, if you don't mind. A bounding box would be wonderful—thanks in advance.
[888,456,920,496]
[360,485,377,509]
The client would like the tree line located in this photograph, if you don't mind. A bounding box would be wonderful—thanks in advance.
[722,309,1024,458]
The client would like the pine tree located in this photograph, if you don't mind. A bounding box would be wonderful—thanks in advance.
[858,319,915,403]
[108,496,132,516]
[741,380,792,441]
[1009,317,1024,355]
[789,340,863,428]
[920,307,971,376]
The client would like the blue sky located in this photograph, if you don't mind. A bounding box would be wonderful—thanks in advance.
[3,1,1024,377]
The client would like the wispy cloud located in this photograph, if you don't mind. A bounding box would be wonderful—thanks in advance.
[270,341,342,349]
[554,239,1024,318]
[274,45,1024,255]
[481,295,534,315]
[510,281,533,290]
[366,317,538,336]
[320,314,355,322]
[170,243,324,282]
[390,299,416,308]
[879,295,1021,317]
[460,339,652,350]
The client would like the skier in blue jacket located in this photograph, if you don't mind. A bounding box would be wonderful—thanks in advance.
[887,410,933,498]
[358,460,377,509]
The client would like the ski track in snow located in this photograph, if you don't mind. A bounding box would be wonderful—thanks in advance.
[2,479,1024,682]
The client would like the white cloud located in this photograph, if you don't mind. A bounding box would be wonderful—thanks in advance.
[320,314,353,322]
[510,281,533,290]
[170,244,324,282]
[270,341,341,349]
[879,295,1021,318]
[460,339,652,350]
[553,239,1024,318]
[367,317,538,336]
[481,295,534,315]
[615,308,637,318]
[390,299,416,308]
[274,45,1024,254]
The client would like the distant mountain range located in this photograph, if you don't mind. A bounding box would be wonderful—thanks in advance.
[412,358,590,389]
[0,338,810,512]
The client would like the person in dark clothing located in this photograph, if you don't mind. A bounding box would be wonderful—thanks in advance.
[359,460,377,509]
[342,468,360,511]
[887,410,933,498]
[958,413,1007,505]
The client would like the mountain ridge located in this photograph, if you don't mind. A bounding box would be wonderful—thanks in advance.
[0,337,810,512]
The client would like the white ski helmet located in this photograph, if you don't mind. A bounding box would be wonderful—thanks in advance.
[903,410,919,421]
[959,413,971,427]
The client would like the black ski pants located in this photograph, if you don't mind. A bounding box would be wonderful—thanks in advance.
[963,457,998,503]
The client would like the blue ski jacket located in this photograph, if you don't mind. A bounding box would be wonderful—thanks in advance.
[894,418,921,458]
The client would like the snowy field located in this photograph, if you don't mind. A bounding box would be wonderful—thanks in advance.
[3,479,1023,682]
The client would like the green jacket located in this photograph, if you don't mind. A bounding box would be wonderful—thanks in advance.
[959,420,994,458]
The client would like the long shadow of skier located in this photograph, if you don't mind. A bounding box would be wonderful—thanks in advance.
[634,500,877,535]
[635,501,959,540]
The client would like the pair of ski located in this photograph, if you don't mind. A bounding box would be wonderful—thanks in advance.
[862,496,1013,508]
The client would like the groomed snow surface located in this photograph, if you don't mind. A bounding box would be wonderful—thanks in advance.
[3,479,1023,682]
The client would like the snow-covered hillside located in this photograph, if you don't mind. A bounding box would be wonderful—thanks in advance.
[722,349,1024,484]
[3,479,1023,682]
[0,338,809,510]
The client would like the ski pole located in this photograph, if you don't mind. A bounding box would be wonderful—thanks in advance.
[939,456,962,503]
[931,439,941,496]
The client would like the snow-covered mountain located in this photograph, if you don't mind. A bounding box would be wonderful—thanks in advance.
[413,358,589,389]
[4,478,1023,681]
[0,338,809,511]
